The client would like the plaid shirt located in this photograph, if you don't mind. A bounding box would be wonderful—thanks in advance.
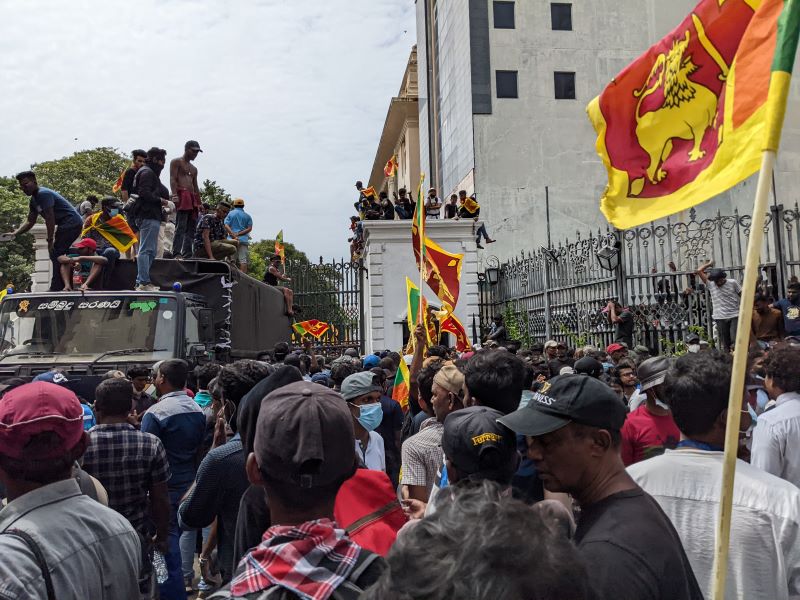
[400,417,443,492]
[230,519,360,600]
[82,423,170,535]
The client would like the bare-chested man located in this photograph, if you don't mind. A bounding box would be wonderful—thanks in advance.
[170,140,203,258]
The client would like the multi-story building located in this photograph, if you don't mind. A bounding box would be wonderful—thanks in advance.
[415,0,800,262]
[368,47,422,198]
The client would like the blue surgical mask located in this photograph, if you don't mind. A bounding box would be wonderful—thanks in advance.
[194,390,212,408]
[356,402,383,432]
[109,208,120,217]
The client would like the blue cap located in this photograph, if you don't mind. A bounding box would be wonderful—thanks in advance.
[363,354,381,369]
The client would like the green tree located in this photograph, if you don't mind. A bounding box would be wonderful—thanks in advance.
[30,147,129,203]
[199,179,231,208]
[0,177,34,291]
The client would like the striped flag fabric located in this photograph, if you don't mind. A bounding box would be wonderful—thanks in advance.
[81,213,138,253]
[274,230,285,264]
[391,357,410,413]
[292,320,331,340]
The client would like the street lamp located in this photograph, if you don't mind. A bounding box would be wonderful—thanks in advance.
[485,256,500,286]
[596,243,621,272]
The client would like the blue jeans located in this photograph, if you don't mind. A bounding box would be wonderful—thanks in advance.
[136,218,160,286]
[160,490,188,600]
[173,211,197,259]
[476,223,491,244]
[180,526,211,581]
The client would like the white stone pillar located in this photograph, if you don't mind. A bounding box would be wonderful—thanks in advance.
[361,220,481,354]
[31,224,52,291]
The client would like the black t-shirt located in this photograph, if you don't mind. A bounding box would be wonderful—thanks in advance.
[547,357,573,377]
[614,310,634,347]
[444,203,458,219]
[575,488,703,600]
[121,167,137,194]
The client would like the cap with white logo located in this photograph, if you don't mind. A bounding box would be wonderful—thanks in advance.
[498,375,627,437]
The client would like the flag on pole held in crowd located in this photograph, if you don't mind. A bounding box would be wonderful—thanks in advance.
[413,236,463,312]
[81,213,138,253]
[274,230,285,264]
[440,312,472,352]
[292,320,331,340]
[111,164,129,194]
[587,0,785,229]
[405,277,438,348]
[384,155,399,178]
[391,358,410,413]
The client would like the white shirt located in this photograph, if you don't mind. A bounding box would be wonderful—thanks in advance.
[751,391,800,488]
[355,430,385,472]
[628,448,800,600]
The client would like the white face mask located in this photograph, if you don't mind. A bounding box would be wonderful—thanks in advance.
[687,344,700,354]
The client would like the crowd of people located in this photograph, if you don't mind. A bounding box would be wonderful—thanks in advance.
[2,143,257,292]
[0,315,799,599]
[349,182,496,260]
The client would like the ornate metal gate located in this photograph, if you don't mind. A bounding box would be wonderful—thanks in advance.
[478,204,800,352]
[284,258,365,353]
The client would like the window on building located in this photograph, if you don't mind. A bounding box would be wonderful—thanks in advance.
[493,1,515,29]
[496,70,518,98]
[554,71,576,99]
[551,3,572,31]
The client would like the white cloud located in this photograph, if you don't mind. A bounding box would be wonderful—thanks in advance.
[0,0,416,259]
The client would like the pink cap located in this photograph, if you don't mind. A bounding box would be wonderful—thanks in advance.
[0,382,85,459]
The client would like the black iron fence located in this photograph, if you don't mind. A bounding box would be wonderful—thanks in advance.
[285,258,365,353]
[477,204,800,353]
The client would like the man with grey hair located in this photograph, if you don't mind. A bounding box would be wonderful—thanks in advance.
[363,482,589,600]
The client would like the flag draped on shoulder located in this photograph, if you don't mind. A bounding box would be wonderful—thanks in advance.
[81,213,137,252]
[588,0,784,229]
[274,230,285,264]
[292,320,331,339]
[391,358,410,413]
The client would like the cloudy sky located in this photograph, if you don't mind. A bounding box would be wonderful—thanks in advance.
[0,0,417,259]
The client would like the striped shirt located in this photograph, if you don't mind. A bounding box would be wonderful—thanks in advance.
[400,417,443,493]
[707,278,741,319]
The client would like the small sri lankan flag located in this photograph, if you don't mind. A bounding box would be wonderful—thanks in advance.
[587,0,799,229]
[391,356,410,413]
[81,213,137,253]
[112,164,130,194]
[292,320,331,340]
[384,155,399,178]
[274,230,285,264]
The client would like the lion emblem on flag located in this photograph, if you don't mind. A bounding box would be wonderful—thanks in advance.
[630,15,728,196]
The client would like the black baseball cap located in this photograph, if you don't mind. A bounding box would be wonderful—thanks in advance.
[574,357,603,378]
[708,268,727,281]
[185,140,203,152]
[254,381,357,489]
[442,406,516,479]
[499,375,626,437]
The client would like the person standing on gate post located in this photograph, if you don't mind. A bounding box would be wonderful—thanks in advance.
[225,198,253,273]
[696,262,742,352]
[170,140,203,259]
[5,171,83,292]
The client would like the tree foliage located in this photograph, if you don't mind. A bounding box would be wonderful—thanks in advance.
[0,177,34,291]
[30,147,129,204]
[199,179,231,208]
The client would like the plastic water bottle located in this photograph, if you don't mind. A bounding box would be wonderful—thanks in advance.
[153,550,168,584]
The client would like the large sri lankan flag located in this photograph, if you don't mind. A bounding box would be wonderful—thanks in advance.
[588,0,788,229]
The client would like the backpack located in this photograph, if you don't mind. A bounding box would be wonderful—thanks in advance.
[334,469,407,556]
[206,550,385,600]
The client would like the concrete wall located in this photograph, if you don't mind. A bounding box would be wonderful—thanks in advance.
[31,224,54,291]
[361,219,479,353]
